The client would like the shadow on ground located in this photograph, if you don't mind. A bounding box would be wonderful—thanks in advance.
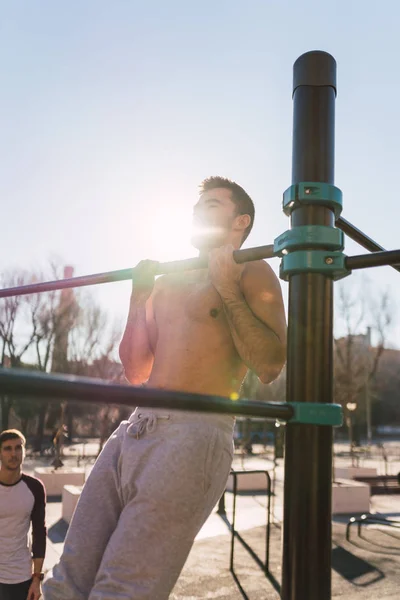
[171,520,400,599]
[332,544,385,585]
[48,519,69,544]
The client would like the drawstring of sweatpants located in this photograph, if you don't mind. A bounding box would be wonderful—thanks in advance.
[127,413,170,439]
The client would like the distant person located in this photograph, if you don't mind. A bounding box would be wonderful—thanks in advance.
[51,424,67,469]
[0,429,46,600]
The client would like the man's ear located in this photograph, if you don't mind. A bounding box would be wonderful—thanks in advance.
[235,214,251,232]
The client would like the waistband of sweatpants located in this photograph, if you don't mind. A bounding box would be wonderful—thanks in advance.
[130,406,235,435]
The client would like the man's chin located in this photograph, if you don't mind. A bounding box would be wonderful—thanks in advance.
[191,230,225,251]
[191,237,211,251]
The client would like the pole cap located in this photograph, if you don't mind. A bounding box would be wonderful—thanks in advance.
[293,51,337,96]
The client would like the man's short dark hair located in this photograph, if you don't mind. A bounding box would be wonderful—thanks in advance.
[199,176,255,244]
[0,429,26,449]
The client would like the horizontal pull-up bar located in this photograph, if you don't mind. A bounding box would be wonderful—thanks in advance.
[0,244,275,299]
[1,215,398,301]
[345,249,400,271]
[0,368,342,425]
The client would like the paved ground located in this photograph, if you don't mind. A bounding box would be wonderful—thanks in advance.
[172,518,400,599]
[23,442,400,599]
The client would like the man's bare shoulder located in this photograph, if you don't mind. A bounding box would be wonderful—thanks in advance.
[153,272,184,293]
[242,260,281,290]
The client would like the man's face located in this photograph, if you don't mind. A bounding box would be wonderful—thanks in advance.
[0,438,25,472]
[191,187,238,250]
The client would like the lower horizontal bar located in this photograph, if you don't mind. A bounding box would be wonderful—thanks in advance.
[0,368,293,420]
[345,249,400,270]
[0,244,275,299]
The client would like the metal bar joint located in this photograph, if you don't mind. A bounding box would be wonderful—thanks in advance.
[280,250,350,281]
[283,182,343,219]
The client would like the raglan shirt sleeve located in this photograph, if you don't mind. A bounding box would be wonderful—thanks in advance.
[29,477,47,558]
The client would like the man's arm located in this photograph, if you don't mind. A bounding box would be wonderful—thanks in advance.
[30,479,46,562]
[209,249,286,383]
[32,558,44,574]
[26,477,46,599]
[28,558,44,600]
[119,295,155,384]
[119,261,158,385]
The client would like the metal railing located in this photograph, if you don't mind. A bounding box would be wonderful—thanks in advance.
[218,469,280,598]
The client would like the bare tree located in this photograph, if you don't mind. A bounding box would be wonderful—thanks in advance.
[62,294,123,444]
[67,295,109,371]
[32,262,74,372]
[0,270,38,429]
[92,329,126,455]
[0,262,123,450]
[334,276,394,446]
[13,262,78,447]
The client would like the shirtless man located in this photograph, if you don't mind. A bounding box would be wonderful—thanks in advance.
[43,176,286,600]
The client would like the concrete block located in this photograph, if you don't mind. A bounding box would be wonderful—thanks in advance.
[34,467,85,497]
[332,478,370,514]
[62,485,82,524]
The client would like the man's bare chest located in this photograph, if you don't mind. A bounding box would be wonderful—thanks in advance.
[154,279,225,324]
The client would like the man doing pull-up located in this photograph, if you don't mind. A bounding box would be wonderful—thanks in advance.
[43,176,286,600]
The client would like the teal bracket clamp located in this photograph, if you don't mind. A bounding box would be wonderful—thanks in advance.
[287,402,343,427]
[283,182,343,219]
[274,225,344,256]
[280,250,350,281]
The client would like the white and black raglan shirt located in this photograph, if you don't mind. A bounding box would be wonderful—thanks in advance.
[0,473,46,584]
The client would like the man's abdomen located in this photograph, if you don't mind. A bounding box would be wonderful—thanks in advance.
[147,333,247,397]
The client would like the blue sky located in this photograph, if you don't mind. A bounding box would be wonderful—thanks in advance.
[1,1,399,347]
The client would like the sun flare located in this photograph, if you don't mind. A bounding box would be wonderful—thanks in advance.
[148,207,196,262]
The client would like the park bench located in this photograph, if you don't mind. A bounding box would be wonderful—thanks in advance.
[354,475,400,494]
[346,513,400,541]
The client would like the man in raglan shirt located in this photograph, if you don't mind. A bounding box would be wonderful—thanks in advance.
[0,429,47,600]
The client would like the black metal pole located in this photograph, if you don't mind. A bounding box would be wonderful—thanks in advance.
[0,244,275,299]
[346,248,400,270]
[281,51,336,600]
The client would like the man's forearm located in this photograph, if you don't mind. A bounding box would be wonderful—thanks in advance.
[120,297,148,352]
[32,557,44,574]
[119,296,153,382]
[220,286,285,383]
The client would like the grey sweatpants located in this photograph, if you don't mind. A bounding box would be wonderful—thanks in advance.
[43,407,234,600]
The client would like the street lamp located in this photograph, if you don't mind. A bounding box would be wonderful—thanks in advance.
[346,402,357,466]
